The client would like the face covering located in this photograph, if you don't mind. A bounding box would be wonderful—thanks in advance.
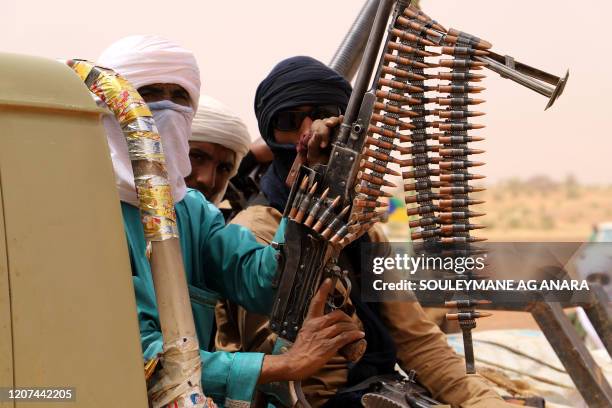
[148,100,194,204]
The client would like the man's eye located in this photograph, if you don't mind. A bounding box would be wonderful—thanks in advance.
[190,153,205,162]
[219,164,233,174]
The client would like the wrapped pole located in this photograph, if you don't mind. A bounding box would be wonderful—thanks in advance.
[67,60,214,408]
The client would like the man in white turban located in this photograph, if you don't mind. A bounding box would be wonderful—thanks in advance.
[97,35,363,408]
[185,95,251,205]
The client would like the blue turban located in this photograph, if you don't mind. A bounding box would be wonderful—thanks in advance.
[254,56,352,211]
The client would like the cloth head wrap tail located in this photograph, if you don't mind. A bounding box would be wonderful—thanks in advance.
[253,56,352,211]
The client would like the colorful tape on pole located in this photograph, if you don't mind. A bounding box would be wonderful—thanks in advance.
[67,60,178,242]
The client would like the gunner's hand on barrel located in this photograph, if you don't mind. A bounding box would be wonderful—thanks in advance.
[307,115,343,166]
[282,278,363,380]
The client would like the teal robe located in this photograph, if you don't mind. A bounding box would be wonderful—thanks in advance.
[123,189,283,407]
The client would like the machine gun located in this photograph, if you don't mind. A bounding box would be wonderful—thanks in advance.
[269,0,575,406]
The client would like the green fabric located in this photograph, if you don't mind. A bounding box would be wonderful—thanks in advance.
[123,189,284,406]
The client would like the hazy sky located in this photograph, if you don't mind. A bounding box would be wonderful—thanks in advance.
[3,0,610,183]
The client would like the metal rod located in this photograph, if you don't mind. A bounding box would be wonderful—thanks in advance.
[329,0,381,81]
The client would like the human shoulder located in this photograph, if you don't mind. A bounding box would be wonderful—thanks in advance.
[230,205,281,244]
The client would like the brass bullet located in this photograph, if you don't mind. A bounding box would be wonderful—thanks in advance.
[439,199,485,208]
[431,72,486,81]
[321,206,351,240]
[439,223,486,234]
[441,46,489,57]
[439,236,487,244]
[437,98,485,106]
[374,102,420,118]
[371,112,415,130]
[387,41,439,58]
[289,176,309,219]
[435,110,485,119]
[359,159,400,176]
[439,186,486,195]
[444,299,492,308]
[435,123,485,132]
[405,192,444,204]
[294,182,318,224]
[439,148,485,156]
[430,85,486,94]
[353,199,389,209]
[403,6,447,32]
[402,168,440,179]
[439,173,485,182]
[375,89,424,106]
[439,211,486,222]
[396,17,444,41]
[439,160,485,170]
[363,147,401,165]
[411,228,441,240]
[381,66,427,82]
[446,311,492,321]
[439,59,487,69]
[447,28,493,49]
[409,216,439,228]
[404,180,448,192]
[437,135,484,144]
[390,28,436,46]
[383,53,434,69]
[304,187,330,228]
[378,77,424,93]
[368,125,413,143]
[398,155,441,168]
[355,184,393,198]
[406,204,439,216]
[358,170,397,188]
[312,196,341,233]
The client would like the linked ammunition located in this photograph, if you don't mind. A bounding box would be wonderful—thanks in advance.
[439,160,485,170]
[355,184,393,198]
[386,41,439,58]
[441,46,488,57]
[405,191,445,204]
[446,311,492,321]
[439,199,485,208]
[381,66,426,82]
[294,182,318,224]
[304,187,330,228]
[357,171,396,188]
[321,206,351,240]
[439,148,485,156]
[438,211,485,221]
[398,144,440,155]
[289,176,309,219]
[383,53,434,69]
[353,199,388,209]
[435,110,485,119]
[378,78,425,94]
[435,123,485,132]
[404,180,448,192]
[437,135,484,144]
[439,173,485,182]
[429,85,486,94]
[437,98,485,106]
[312,196,341,233]
[390,28,436,46]
[370,113,415,130]
[360,159,400,176]
[402,168,440,179]
[439,186,486,195]
[439,59,486,69]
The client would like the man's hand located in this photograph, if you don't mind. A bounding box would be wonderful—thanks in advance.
[258,278,364,383]
[306,115,343,166]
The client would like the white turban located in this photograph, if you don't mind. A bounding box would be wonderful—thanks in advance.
[98,35,200,109]
[190,95,251,176]
[97,35,200,206]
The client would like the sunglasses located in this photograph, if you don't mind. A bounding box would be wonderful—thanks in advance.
[273,105,341,131]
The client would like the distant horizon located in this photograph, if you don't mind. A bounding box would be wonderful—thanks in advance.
[2,0,610,184]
